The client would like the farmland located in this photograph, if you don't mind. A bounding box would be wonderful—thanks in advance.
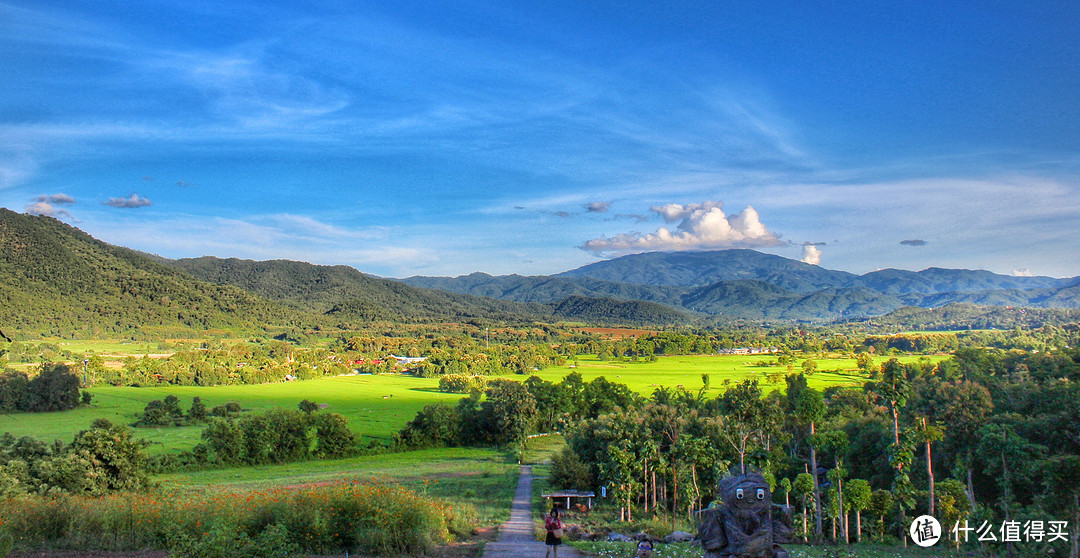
[0,352,942,454]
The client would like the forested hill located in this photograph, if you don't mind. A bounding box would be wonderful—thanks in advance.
[0,208,307,338]
[0,210,692,336]
[166,256,555,322]
[166,256,691,326]
[404,250,1080,321]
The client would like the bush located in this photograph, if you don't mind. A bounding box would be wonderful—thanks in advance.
[549,447,592,490]
[438,374,487,393]
[0,481,471,556]
[396,404,462,448]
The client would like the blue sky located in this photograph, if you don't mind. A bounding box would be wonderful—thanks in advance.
[3,0,1079,278]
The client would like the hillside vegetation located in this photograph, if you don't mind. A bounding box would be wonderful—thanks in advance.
[0,210,691,338]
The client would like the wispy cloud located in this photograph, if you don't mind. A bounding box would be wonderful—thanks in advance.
[104,194,152,208]
[584,201,611,213]
[34,193,75,205]
[900,239,927,246]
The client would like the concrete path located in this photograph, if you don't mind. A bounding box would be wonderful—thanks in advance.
[482,465,585,558]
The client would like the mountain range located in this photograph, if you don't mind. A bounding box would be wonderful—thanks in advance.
[403,249,1080,321]
[4,207,1080,337]
[0,209,687,337]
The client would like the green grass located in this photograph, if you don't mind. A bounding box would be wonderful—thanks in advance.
[529,353,945,394]
[0,374,469,454]
[155,446,518,526]
[1,353,944,455]
[571,541,965,557]
[522,433,567,465]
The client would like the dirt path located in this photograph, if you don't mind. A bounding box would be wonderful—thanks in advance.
[481,465,585,558]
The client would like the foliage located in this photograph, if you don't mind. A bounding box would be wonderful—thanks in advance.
[0,480,472,556]
[0,421,149,496]
[0,363,81,413]
[549,446,592,490]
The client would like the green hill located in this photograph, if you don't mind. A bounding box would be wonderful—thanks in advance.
[167,257,692,326]
[0,209,309,338]
[0,210,693,337]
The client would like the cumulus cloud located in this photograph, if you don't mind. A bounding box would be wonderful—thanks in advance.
[801,244,822,265]
[585,201,611,213]
[34,193,75,205]
[104,193,153,208]
[1012,268,1034,277]
[24,201,72,220]
[900,239,927,246]
[581,200,782,255]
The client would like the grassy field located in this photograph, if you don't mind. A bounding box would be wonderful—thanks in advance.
[0,373,468,453]
[0,353,943,455]
[530,353,944,394]
[155,446,519,526]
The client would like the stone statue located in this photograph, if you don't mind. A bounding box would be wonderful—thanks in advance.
[697,471,793,558]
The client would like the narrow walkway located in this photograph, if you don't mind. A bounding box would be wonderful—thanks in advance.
[482,465,585,558]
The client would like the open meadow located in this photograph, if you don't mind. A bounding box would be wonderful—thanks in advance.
[0,353,941,455]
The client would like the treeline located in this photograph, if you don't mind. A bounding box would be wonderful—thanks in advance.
[396,373,636,449]
[142,402,359,472]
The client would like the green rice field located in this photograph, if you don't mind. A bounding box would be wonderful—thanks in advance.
[0,353,943,455]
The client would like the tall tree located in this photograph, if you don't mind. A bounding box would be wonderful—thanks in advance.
[795,388,826,542]
[914,417,944,516]
[846,479,872,544]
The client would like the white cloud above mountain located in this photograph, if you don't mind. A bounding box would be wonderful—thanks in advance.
[581,200,782,255]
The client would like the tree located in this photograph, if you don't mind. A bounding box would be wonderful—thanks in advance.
[298,399,320,414]
[25,363,81,412]
[1042,455,1080,558]
[188,396,207,422]
[793,473,815,542]
[62,422,150,493]
[794,387,826,541]
[868,489,894,543]
[874,358,910,448]
[846,479,872,543]
[856,353,875,374]
[550,446,592,490]
[396,403,462,448]
[312,412,356,458]
[914,417,944,516]
[819,430,850,543]
[714,379,772,475]
[484,380,538,447]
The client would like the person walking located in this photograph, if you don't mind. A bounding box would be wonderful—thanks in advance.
[544,508,564,558]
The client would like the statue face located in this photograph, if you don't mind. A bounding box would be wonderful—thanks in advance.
[720,474,771,510]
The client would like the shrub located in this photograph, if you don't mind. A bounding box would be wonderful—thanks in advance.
[396,404,461,448]
[549,447,592,490]
[0,480,472,556]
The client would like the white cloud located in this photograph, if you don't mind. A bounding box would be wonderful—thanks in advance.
[582,200,782,255]
[801,244,822,265]
[1012,268,1033,277]
[24,201,72,220]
